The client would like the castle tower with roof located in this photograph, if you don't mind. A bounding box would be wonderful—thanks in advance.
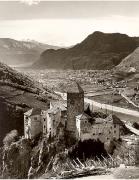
[66,82,84,138]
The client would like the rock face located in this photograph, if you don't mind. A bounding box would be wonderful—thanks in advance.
[33,31,138,70]
[0,38,59,66]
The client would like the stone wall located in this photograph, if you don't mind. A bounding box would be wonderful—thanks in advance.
[30,115,43,138]
[46,110,61,137]
[77,121,120,142]
[24,115,43,139]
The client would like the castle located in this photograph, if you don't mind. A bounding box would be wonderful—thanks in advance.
[24,82,122,142]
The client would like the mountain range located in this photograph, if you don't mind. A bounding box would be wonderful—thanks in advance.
[0,38,59,66]
[32,31,138,70]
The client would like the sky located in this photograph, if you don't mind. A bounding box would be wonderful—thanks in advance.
[1,1,139,46]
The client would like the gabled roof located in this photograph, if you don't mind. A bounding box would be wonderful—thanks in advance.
[47,107,60,114]
[24,108,42,117]
[112,114,124,125]
[76,112,92,120]
[105,114,123,125]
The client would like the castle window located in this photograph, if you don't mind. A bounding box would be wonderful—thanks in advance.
[44,118,46,121]
[114,124,116,128]
[114,130,116,134]
[44,125,46,129]
[93,133,95,135]
[34,117,37,120]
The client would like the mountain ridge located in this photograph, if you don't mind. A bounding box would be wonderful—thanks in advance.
[32,31,138,70]
[0,38,60,66]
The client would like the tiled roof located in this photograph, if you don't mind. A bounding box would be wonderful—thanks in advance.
[24,108,42,117]
[76,112,92,120]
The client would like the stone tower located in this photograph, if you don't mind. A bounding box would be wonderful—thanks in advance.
[66,82,84,138]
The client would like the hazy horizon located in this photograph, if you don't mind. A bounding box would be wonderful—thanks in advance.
[1,1,139,46]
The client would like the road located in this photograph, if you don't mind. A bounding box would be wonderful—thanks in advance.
[84,98,139,117]
[85,90,113,97]
[120,92,139,108]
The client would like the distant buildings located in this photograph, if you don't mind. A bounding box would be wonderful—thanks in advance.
[24,82,123,143]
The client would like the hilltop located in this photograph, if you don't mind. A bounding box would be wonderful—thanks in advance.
[32,31,138,70]
[0,38,59,66]
[0,62,59,146]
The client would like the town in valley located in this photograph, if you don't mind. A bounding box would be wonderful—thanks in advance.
[1,1,139,179]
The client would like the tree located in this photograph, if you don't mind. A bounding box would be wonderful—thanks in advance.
[3,130,18,148]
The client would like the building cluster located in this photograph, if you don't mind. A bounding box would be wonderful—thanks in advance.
[24,82,123,143]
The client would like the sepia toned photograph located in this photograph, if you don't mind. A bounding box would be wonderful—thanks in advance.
[1,0,139,179]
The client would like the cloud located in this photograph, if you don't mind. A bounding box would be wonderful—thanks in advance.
[20,0,40,6]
